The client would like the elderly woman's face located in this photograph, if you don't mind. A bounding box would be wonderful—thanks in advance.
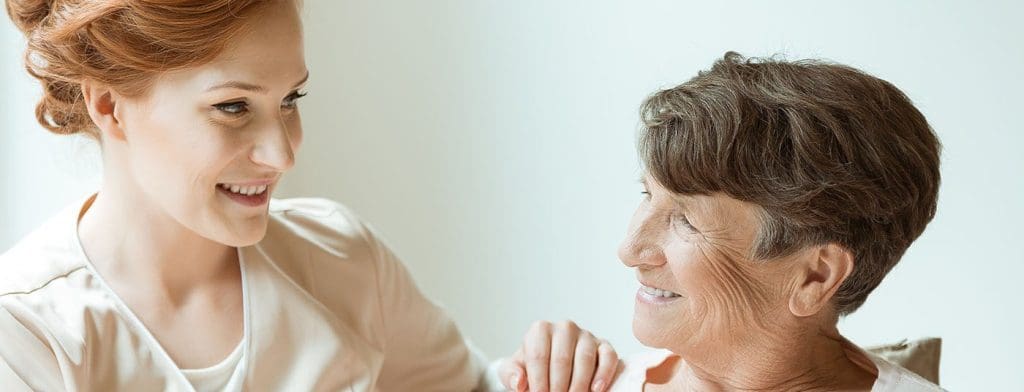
[618,176,796,352]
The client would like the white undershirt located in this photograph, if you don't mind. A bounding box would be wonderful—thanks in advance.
[180,340,245,392]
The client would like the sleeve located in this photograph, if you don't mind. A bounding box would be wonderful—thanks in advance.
[0,359,34,392]
[360,222,500,392]
[0,299,69,392]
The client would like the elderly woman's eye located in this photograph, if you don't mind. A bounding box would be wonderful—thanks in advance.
[213,101,248,115]
[282,91,308,109]
[672,213,696,232]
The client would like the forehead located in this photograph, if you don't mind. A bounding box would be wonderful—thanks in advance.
[150,1,307,93]
[218,0,304,65]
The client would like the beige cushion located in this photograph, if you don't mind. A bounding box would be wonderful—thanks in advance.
[865,337,942,384]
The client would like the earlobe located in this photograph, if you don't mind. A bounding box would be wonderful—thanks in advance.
[788,244,854,317]
[81,82,127,141]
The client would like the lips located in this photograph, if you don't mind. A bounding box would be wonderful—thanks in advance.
[640,284,681,298]
[635,277,683,305]
[218,183,268,196]
[216,180,274,207]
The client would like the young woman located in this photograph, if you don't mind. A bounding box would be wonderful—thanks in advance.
[0,1,617,391]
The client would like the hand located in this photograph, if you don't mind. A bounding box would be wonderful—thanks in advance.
[498,320,619,392]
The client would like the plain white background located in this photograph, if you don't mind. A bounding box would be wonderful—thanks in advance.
[3,1,1022,389]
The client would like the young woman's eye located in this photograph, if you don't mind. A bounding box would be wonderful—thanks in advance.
[282,91,308,109]
[641,190,651,199]
[213,101,248,115]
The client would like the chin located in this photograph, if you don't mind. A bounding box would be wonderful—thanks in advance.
[632,312,671,349]
[216,222,269,247]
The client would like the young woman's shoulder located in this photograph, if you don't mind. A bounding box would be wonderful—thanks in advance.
[262,197,380,260]
[0,204,87,297]
[259,197,398,305]
[0,204,98,390]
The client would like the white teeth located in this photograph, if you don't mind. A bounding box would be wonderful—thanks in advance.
[219,183,270,196]
[641,285,681,298]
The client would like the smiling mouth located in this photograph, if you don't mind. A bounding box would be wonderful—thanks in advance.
[217,183,268,196]
[216,182,271,207]
[639,284,681,298]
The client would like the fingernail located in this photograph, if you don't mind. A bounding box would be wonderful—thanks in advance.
[592,379,606,392]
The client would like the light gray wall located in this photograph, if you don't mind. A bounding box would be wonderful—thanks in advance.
[3,1,1022,389]
[288,1,1023,389]
[0,17,101,248]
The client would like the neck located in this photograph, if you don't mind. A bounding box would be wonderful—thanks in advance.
[662,321,876,392]
[77,183,237,305]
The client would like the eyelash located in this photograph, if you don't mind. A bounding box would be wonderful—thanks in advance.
[213,91,308,115]
[672,213,696,232]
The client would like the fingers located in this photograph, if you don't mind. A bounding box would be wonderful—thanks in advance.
[590,339,619,392]
[516,320,618,392]
[567,332,598,392]
[497,352,528,392]
[548,321,581,392]
[524,321,553,392]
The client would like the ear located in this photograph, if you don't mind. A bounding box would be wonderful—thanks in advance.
[80,81,127,141]
[788,243,855,318]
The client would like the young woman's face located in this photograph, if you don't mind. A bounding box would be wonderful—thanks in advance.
[113,0,307,246]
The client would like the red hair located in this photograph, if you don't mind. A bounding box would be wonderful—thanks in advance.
[5,0,276,137]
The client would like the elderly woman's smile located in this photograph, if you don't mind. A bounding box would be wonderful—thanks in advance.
[608,52,943,391]
[637,282,682,302]
[622,176,788,351]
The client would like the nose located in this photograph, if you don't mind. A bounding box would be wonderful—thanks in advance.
[251,118,298,172]
[617,207,668,268]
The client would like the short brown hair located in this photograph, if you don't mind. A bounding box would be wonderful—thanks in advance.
[5,0,279,138]
[639,52,940,315]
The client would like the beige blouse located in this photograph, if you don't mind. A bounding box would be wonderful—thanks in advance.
[0,195,502,391]
[608,347,946,391]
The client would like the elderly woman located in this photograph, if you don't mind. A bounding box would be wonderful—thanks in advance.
[609,53,944,391]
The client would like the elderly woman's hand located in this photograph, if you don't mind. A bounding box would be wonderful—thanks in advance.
[497,320,619,392]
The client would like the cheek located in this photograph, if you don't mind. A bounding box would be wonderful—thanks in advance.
[664,243,713,314]
[669,241,773,328]
[129,112,239,201]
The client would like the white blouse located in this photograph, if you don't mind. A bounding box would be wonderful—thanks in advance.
[181,340,245,391]
[608,347,946,391]
[0,194,502,391]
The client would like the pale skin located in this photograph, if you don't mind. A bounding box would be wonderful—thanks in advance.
[617,176,879,391]
[75,1,616,390]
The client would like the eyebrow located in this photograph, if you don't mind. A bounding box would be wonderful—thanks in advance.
[639,174,693,208]
[637,175,648,187]
[205,72,310,93]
